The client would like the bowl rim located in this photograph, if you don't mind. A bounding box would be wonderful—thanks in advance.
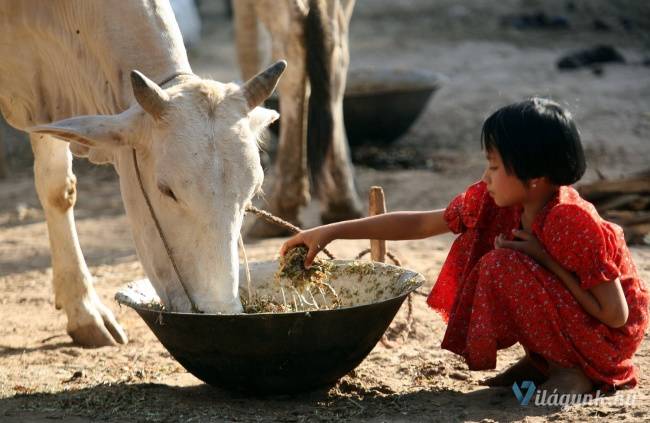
[115,259,425,318]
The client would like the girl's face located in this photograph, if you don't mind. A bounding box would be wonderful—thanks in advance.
[481,148,528,207]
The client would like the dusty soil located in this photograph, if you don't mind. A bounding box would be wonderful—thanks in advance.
[1,1,650,422]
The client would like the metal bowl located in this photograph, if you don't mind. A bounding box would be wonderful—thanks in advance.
[115,260,423,394]
[265,67,444,146]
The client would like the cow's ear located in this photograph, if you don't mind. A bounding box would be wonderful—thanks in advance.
[28,108,140,149]
[247,107,279,134]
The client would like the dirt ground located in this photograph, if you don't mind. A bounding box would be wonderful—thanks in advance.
[1,1,650,422]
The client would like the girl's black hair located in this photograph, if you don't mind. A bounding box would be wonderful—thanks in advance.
[481,97,586,185]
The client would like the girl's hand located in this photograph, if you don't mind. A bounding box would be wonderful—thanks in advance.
[494,229,551,266]
[279,227,333,269]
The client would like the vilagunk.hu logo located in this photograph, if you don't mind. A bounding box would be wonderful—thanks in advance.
[512,381,638,407]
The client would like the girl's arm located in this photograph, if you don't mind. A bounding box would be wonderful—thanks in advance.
[280,209,449,267]
[540,257,629,328]
[497,230,629,328]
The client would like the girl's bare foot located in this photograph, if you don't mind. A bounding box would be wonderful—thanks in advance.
[540,364,593,394]
[480,355,547,387]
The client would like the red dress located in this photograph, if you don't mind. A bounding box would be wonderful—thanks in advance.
[427,181,649,389]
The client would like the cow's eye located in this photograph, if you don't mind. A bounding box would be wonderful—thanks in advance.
[158,183,177,202]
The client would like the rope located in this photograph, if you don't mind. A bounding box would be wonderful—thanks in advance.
[245,205,335,259]
[239,234,252,305]
[354,248,402,266]
[158,71,195,87]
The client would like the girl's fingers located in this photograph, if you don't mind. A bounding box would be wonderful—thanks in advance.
[304,246,319,269]
[494,234,504,248]
[512,229,532,240]
[497,239,521,251]
[280,236,301,256]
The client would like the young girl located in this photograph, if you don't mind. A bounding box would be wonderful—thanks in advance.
[280,97,648,394]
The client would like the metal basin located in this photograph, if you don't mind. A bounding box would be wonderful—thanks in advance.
[265,67,444,146]
[115,260,423,394]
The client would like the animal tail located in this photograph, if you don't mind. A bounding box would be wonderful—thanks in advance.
[305,0,334,192]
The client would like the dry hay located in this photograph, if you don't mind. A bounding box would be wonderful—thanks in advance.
[242,246,340,313]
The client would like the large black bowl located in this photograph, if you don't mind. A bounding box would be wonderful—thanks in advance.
[116,260,424,394]
[265,67,444,146]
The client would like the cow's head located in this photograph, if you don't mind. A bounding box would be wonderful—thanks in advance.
[29,61,286,313]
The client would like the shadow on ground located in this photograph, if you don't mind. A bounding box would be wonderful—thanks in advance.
[0,380,558,422]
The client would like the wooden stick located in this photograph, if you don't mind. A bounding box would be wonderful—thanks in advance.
[578,177,650,201]
[369,186,386,263]
[596,194,644,212]
[603,210,650,226]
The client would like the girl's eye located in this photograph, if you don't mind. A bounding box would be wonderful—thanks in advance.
[489,166,498,171]
[158,183,178,202]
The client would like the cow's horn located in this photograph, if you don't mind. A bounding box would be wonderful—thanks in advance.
[242,60,287,109]
[130,70,170,119]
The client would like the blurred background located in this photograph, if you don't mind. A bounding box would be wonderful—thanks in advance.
[3,0,649,173]
[1,0,649,241]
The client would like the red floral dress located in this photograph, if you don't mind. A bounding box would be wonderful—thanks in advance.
[427,181,649,389]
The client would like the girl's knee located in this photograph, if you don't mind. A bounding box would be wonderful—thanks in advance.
[479,248,529,271]
[477,249,537,289]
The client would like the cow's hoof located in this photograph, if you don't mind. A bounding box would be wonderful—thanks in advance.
[247,215,300,239]
[96,301,129,345]
[68,324,119,348]
[66,299,128,348]
[320,203,363,224]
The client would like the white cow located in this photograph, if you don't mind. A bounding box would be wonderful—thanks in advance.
[0,1,285,347]
[234,0,363,237]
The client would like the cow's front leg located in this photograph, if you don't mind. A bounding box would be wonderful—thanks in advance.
[248,20,310,238]
[31,134,127,347]
[318,0,362,224]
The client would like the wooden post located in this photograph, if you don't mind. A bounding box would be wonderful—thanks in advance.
[0,134,6,179]
[369,186,386,262]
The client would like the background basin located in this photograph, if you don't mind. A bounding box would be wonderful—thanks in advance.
[265,67,444,146]
[115,260,424,394]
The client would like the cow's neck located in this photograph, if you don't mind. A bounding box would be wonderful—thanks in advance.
[0,0,192,128]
